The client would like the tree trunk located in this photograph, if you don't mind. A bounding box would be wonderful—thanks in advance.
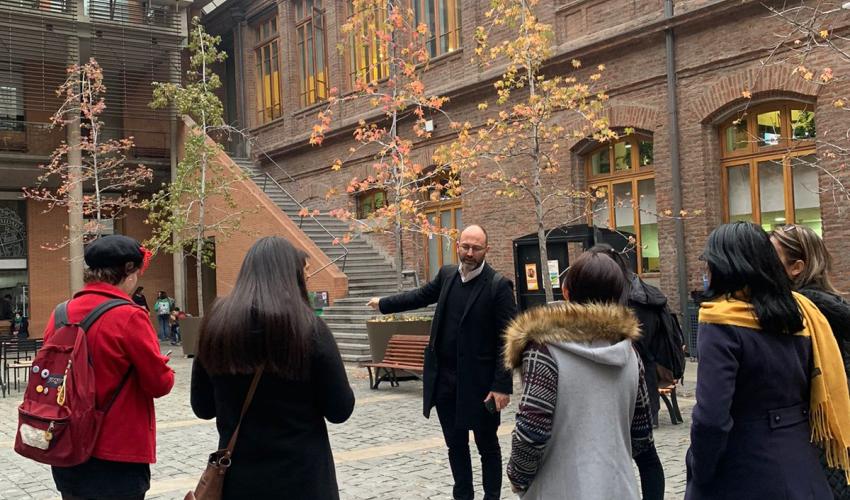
[67,109,84,292]
[195,236,204,317]
[394,222,403,292]
[536,204,554,304]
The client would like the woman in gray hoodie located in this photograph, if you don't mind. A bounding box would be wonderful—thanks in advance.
[505,249,649,499]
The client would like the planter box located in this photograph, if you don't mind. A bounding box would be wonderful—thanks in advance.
[366,319,431,363]
[180,317,203,357]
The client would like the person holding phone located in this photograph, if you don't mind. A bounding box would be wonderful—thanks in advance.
[368,225,517,500]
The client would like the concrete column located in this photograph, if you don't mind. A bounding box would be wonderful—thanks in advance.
[170,109,186,309]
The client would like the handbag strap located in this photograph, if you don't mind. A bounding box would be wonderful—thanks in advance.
[225,367,264,454]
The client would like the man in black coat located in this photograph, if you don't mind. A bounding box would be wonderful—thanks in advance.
[368,225,517,500]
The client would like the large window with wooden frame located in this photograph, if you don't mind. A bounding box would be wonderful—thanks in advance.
[720,101,820,234]
[254,16,282,124]
[295,0,328,107]
[356,189,386,219]
[586,134,659,274]
[413,0,461,58]
[425,202,462,279]
[347,0,389,87]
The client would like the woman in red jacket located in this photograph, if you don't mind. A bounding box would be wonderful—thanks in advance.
[47,235,175,500]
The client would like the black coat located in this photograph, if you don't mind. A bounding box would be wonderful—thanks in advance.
[799,286,850,381]
[686,321,830,499]
[190,320,354,500]
[379,263,517,429]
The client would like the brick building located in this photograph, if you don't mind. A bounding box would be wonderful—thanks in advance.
[200,0,850,334]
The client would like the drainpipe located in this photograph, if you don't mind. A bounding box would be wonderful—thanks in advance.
[665,0,691,336]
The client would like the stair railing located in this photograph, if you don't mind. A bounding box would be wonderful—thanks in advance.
[229,133,350,277]
[252,166,349,277]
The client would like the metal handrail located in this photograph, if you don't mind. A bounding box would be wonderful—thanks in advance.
[254,168,349,278]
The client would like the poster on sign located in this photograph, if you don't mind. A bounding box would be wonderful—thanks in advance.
[548,260,560,289]
[525,263,539,291]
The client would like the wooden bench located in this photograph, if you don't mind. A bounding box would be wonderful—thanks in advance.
[659,383,683,425]
[362,335,429,390]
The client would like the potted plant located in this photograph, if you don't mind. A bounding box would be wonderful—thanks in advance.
[366,314,432,363]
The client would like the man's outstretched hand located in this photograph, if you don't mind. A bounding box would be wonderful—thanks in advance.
[367,297,380,310]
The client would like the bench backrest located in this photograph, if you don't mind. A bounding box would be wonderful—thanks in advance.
[382,335,429,367]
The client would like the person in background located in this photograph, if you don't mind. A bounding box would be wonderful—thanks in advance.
[153,291,172,341]
[131,287,149,312]
[48,235,174,500]
[770,224,850,498]
[191,237,354,499]
[686,222,849,499]
[169,307,186,346]
[12,310,28,338]
[505,249,647,499]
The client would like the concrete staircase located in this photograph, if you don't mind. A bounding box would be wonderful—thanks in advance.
[234,158,428,362]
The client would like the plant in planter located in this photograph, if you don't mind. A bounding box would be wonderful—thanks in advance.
[366,313,432,363]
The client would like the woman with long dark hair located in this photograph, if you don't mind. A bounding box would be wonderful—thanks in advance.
[686,222,850,499]
[771,224,850,498]
[190,237,354,499]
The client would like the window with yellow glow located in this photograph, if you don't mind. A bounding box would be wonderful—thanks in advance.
[296,0,328,107]
[348,1,389,87]
[719,101,820,234]
[254,17,281,124]
[413,0,461,58]
[586,135,658,274]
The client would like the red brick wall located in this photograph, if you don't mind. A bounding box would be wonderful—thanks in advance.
[25,204,176,337]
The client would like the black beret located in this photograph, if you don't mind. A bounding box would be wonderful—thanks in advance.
[84,235,144,269]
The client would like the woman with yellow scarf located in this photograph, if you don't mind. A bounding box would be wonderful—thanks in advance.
[686,222,850,500]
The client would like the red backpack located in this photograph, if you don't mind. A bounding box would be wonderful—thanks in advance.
[14,298,133,467]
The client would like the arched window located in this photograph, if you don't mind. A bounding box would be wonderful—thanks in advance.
[720,101,820,234]
[585,133,658,274]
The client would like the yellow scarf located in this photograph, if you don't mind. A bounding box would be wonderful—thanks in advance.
[700,292,850,483]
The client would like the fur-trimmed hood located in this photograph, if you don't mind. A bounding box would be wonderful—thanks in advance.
[504,302,641,370]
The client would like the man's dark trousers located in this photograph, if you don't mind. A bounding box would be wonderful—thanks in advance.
[435,371,501,500]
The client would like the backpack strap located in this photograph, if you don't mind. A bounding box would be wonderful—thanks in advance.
[80,299,133,332]
[53,301,70,329]
[78,298,136,413]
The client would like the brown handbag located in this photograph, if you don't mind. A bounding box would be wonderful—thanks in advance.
[185,368,264,500]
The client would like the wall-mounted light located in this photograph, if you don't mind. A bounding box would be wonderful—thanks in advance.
[424,119,435,132]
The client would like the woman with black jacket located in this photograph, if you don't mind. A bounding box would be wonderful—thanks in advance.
[771,224,850,498]
[190,237,355,499]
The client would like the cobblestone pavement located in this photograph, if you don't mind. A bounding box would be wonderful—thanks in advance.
[0,345,695,499]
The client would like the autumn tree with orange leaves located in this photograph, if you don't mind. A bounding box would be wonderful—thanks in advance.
[311,0,464,291]
[435,0,615,303]
[24,59,153,250]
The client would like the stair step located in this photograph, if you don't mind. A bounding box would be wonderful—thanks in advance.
[323,322,367,331]
[336,342,372,356]
[321,315,374,324]
[331,332,368,342]
[341,353,372,363]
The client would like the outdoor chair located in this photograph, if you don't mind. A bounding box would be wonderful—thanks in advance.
[1,338,40,397]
